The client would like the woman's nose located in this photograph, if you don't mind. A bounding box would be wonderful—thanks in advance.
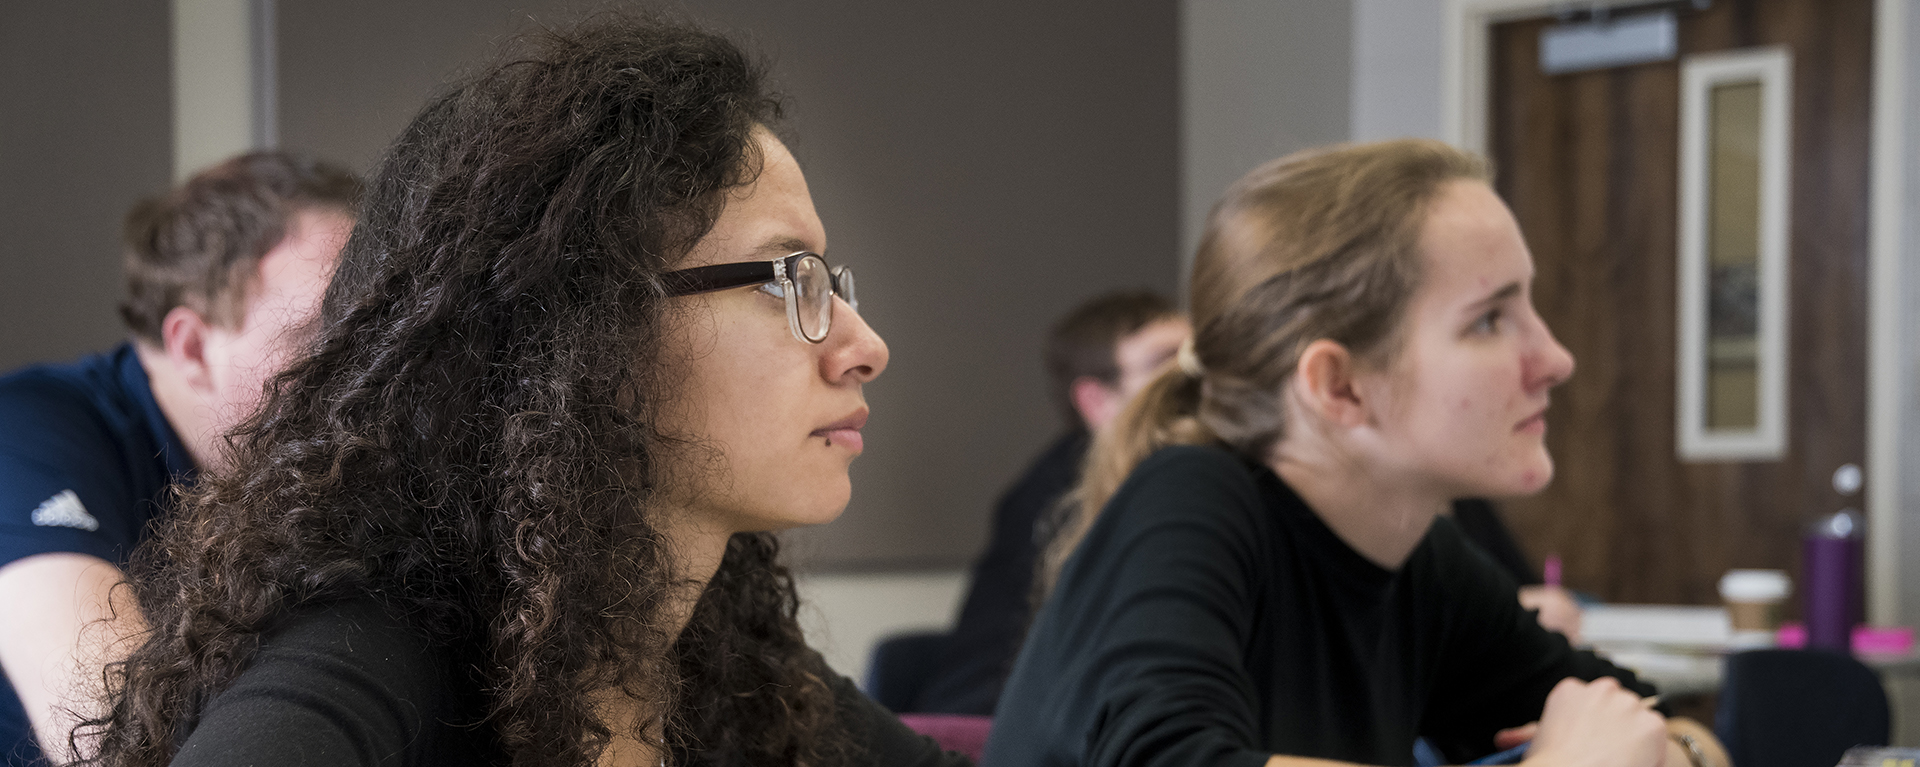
[1527,314,1575,392]
[821,296,888,384]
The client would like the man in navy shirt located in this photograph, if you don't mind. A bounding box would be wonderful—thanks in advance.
[0,152,358,764]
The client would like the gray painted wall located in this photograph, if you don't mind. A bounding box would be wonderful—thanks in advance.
[277,3,537,170]
[1180,0,1352,269]
[0,3,172,372]
[277,1,1183,571]
[1349,0,1444,142]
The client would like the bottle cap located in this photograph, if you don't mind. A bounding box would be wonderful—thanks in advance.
[1811,509,1861,539]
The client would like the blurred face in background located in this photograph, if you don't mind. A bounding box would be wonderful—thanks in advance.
[200,207,352,430]
[1076,316,1189,433]
[156,205,351,472]
[1113,317,1190,401]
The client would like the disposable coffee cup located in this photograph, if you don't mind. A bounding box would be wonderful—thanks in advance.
[1720,569,1791,647]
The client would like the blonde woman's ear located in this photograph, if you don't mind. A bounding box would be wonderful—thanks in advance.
[1291,339,1369,429]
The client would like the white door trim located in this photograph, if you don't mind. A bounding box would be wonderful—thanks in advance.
[1866,0,1909,626]
[1441,0,1910,624]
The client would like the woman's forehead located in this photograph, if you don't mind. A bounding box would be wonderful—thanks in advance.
[681,134,826,269]
[1416,182,1532,302]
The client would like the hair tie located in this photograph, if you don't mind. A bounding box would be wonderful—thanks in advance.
[1175,336,1205,378]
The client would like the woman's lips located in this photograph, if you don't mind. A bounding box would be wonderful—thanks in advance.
[819,428,864,452]
[814,409,868,452]
[1515,406,1549,434]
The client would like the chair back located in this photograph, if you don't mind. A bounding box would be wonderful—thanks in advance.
[898,714,994,762]
[865,630,950,713]
[1715,648,1890,767]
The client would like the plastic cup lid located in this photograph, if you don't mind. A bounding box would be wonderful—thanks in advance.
[1720,569,1792,601]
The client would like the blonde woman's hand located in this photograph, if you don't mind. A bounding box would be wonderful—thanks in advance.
[1493,722,1538,751]
[1519,677,1666,767]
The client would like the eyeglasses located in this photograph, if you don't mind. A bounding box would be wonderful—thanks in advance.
[662,251,857,344]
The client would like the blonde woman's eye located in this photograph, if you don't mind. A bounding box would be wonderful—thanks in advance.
[1471,309,1502,335]
[757,281,787,299]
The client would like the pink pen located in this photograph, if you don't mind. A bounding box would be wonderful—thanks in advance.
[1543,555,1562,588]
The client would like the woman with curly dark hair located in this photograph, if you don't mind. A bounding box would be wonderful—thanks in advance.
[76,14,965,767]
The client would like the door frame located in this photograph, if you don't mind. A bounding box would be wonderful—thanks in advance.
[1439,0,1913,624]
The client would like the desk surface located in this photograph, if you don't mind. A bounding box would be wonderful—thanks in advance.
[1582,604,1920,695]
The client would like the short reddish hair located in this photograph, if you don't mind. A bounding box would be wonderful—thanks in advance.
[118,151,360,345]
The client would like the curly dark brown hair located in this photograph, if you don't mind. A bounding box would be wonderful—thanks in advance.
[82,14,852,767]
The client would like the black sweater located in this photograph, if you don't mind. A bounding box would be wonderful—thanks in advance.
[171,598,968,767]
[983,446,1652,767]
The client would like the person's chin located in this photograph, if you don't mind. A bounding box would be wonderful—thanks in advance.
[749,505,848,533]
[1462,452,1555,498]
[795,482,854,528]
[1510,452,1555,494]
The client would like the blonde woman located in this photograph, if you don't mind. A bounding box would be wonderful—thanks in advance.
[985,141,1726,767]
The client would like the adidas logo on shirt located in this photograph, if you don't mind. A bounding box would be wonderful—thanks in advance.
[30,490,99,532]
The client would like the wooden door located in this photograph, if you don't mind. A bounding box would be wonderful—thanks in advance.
[1489,0,1873,606]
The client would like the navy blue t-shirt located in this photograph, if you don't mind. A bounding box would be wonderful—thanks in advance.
[0,343,194,765]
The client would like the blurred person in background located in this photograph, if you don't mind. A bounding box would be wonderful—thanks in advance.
[0,151,358,764]
[908,291,1187,715]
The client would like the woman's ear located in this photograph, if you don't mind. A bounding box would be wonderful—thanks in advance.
[1291,339,1370,429]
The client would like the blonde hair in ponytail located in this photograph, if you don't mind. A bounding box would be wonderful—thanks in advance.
[1040,139,1490,593]
[1040,362,1209,591]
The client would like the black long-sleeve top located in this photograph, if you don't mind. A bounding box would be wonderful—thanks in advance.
[170,598,968,767]
[1449,497,1541,587]
[984,446,1653,767]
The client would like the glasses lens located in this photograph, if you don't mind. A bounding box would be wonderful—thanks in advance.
[792,254,833,342]
[835,266,856,313]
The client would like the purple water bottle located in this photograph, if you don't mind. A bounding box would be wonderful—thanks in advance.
[1802,508,1863,652]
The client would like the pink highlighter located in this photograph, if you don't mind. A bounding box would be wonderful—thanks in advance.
[1544,555,1562,588]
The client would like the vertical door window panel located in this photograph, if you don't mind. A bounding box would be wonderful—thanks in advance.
[1678,48,1791,460]
[1707,82,1761,430]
